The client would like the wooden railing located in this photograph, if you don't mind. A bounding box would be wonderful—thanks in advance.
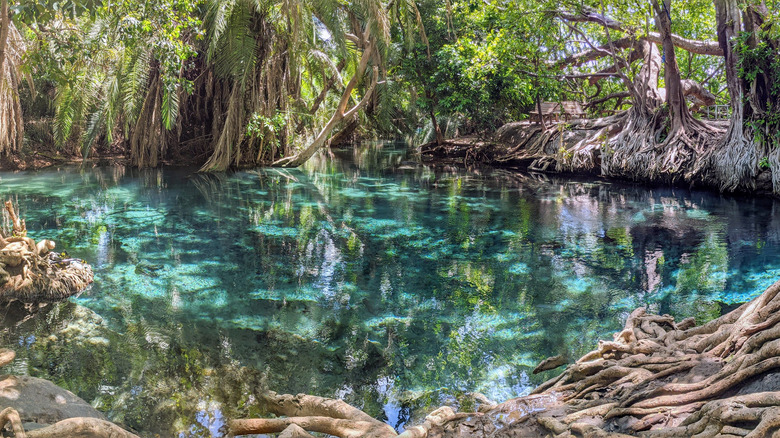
[704,104,731,120]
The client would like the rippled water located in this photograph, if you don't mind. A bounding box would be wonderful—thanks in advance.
[1,143,779,436]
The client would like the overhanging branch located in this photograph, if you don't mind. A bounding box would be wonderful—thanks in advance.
[556,8,723,57]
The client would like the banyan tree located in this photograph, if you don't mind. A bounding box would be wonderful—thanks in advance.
[445,0,780,196]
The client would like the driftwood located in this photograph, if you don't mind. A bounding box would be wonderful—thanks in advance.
[0,200,93,303]
[230,278,780,438]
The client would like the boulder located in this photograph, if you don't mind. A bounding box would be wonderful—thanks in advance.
[0,375,106,425]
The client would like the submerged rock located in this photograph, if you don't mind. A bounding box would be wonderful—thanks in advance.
[0,375,106,425]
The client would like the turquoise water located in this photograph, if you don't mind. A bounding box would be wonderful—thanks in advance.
[0,144,778,436]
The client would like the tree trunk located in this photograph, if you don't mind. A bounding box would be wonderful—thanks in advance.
[274,38,378,168]
[707,0,765,192]
[429,105,444,146]
[633,40,662,109]
[295,59,348,134]
[0,0,9,75]
[714,0,742,111]
[535,95,546,131]
[651,0,688,134]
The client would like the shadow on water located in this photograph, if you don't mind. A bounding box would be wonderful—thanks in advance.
[0,142,779,436]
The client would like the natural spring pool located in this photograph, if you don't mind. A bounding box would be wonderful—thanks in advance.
[0,143,778,436]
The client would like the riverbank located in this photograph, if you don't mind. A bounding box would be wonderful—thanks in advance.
[422,118,777,197]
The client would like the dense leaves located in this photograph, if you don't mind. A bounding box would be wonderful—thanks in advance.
[1,0,779,168]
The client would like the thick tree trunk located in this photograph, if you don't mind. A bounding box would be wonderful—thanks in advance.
[633,40,662,109]
[705,0,771,192]
[651,0,688,134]
[0,0,22,155]
[714,0,742,111]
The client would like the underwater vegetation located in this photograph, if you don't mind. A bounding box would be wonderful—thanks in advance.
[0,145,778,436]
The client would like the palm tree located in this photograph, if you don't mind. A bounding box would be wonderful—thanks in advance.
[0,0,24,155]
[42,0,420,171]
[199,0,393,170]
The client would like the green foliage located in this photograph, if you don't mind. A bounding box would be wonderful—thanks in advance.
[246,111,287,151]
[736,29,780,146]
[2,0,748,164]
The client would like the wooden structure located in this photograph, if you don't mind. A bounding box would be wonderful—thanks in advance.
[703,104,731,120]
[529,101,586,124]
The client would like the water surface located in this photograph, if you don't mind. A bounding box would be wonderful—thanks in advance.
[0,144,778,436]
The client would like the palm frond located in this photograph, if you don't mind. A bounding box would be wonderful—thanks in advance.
[206,0,238,61]
[161,81,180,131]
[122,48,151,131]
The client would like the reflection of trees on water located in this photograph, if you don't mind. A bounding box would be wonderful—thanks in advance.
[4,150,780,435]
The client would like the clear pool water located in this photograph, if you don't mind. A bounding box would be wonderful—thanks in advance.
[0,143,777,436]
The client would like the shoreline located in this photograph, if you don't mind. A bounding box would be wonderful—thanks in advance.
[421,120,778,199]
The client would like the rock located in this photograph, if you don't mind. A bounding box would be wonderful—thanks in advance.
[0,375,106,425]
[0,348,14,367]
[737,370,780,395]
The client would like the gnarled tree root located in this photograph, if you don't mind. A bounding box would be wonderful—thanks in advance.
[0,200,93,303]
[231,278,780,437]
[229,392,456,438]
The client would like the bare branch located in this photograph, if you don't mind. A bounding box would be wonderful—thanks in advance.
[556,8,723,56]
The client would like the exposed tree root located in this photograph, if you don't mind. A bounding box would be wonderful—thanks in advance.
[229,391,456,438]
[0,200,93,303]
[0,404,141,438]
[230,278,780,437]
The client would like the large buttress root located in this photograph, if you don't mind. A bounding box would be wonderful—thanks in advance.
[230,278,780,438]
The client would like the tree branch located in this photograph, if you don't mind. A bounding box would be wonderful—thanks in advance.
[557,8,723,56]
